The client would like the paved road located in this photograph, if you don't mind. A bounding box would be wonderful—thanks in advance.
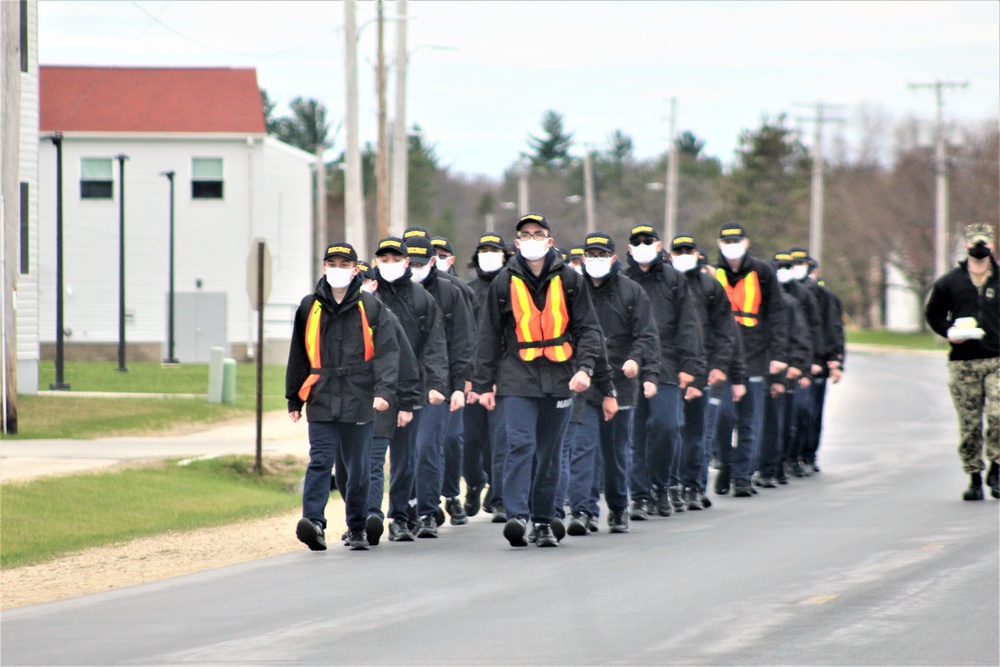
[3,351,998,666]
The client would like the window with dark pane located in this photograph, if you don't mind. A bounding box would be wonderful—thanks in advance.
[19,0,28,73]
[192,158,224,199]
[80,158,113,199]
[20,182,29,274]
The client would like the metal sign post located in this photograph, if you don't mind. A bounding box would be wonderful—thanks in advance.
[246,239,271,476]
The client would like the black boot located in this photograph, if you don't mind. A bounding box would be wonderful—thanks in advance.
[714,464,731,495]
[987,462,999,499]
[963,472,984,501]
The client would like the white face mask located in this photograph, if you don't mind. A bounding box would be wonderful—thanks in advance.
[572,264,584,275]
[790,264,808,281]
[325,267,356,289]
[584,257,613,279]
[776,267,794,284]
[671,253,699,274]
[435,256,453,272]
[377,261,408,283]
[477,251,504,273]
[410,263,433,283]
[518,239,549,261]
[720,240,748,261]
[630,242,659,265]
[361,281,377,293]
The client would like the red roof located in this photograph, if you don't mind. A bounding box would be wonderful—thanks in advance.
[40,66,266,134]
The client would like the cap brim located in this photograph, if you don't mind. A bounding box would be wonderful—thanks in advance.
[408,257,432,265]
[324,252,356,261]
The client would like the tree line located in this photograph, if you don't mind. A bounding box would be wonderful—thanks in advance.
[262,90,999,329]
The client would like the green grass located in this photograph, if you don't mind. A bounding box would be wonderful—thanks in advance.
[0,455,306,569]
[8,395,255,439]
[37,360,287,407]
[5,361,288,439]
[846,328,944,351]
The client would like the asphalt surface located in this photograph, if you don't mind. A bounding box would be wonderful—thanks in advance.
[2,350,998,666]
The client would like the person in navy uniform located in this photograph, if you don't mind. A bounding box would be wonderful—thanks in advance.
[470,213,611,548]
[286,242,400,551]
[563,231,658,535]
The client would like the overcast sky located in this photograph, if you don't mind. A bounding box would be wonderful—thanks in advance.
[38,0,1000,179]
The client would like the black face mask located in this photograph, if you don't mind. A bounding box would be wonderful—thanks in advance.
[968,242,992,260]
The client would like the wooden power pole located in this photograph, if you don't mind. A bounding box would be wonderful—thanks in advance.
[375,0,390,242]
[1,0,22,434]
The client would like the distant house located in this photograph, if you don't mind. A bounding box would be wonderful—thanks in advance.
[36,65,315,368]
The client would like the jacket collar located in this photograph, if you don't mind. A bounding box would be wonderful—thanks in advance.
[717,252,753,281]
[625,252,663,277]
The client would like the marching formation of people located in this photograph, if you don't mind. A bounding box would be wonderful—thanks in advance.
[286,214,847,551]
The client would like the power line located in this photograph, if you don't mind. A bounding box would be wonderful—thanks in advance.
[129,1,342,58]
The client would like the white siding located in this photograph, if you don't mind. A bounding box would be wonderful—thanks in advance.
[16,0,39,393]
[884,260,921,333]
[260,137,314,340]
[36,134,313,355]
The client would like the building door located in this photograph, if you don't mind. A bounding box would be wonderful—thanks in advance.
[169,292,228,363]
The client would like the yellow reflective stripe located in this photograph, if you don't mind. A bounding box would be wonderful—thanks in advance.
[743,272,758,316]
[512,277,540,360]
[546,277,570,362]
[358,299,374,361]
[298,300,324,401]
[305,300,323,364]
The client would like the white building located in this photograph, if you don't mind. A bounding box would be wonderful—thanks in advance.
[36,66,315,365]
[884,254,922,332]
[1,0,40,396]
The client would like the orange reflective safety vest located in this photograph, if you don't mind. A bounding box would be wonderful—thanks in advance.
[716,267,761,327]
[510,275,573,362]
[297,298,374,402]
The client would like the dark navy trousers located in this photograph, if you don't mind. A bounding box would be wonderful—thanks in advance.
[630,383,683,500]
[758,390,789,478]
[415,402,449,518]
[501,395,572,524]
[462,403,492,491]
[369,409,421,522]
[304,420,373,531]
[441,407,464,499]
[697,385,725,491]
[718,376,766,483]
[567,403,631,516]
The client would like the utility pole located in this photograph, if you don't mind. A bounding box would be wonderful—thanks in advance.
[343,0,366,254]
[161,171,178,364]
[517,158,530,214]
[664,96,678,244]
[375,0,390,243]
[314,143,325,277]
[909,80,969,278]
[795,101,845,270]
[582,147,595,233]
[389,0,407,237]
[1,0,21,433]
